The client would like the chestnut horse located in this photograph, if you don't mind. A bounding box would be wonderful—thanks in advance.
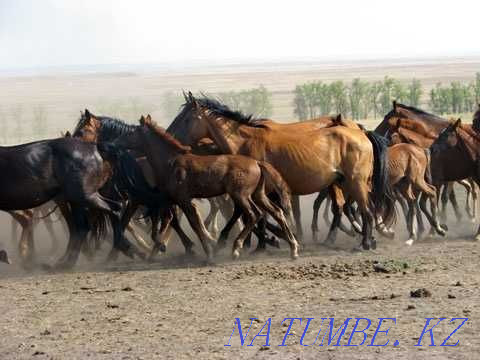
[114,115,299,261]
[168,94,394,251]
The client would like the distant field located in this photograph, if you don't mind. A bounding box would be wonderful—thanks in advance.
[0,57,479,144]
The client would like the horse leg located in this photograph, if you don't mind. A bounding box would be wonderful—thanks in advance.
[419,191,446,237]
[39,206,61,253]
[415,198,426,239]
[204,198,220,237]
[230,197,258,260]
[216,203,242,253]
[54,205,89,269]
[312,189,328,243]
[323,186,345,245]
[9,211,34,268]
[253,191,298,259]
[291,195,303,242]
[450,185,462,223]
[171,212,195,255]
[344,202,362,234]
[178,200,216,262]
[470,178,478,222]
[149,206,174,259]
[405,198,417,246]
[83,193,144,261]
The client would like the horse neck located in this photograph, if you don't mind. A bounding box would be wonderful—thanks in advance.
[142,131,179,170]
[98,119,137,142]
[204,115,249,154]
[457,127,480,163]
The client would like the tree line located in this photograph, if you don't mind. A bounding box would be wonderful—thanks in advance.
[429,73,480,115]
[293,73,480,121]
[293,77,423,121]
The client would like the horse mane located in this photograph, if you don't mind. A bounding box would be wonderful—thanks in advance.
[394,103,446,125]
[73,113,138,142]
[192,95,267,128]
[144,119,191,154]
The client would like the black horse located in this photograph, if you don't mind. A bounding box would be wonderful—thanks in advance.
[72,110,196,256]
[0,136,157,269]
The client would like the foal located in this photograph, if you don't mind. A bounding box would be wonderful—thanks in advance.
[115,115,299,261]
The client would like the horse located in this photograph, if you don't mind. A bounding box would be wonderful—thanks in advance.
[384,143,446,245]
[114,115,299,261]
[430,118,480,240]
[376,101,476,225]
[167,93,394,251]
[0,137,152,269]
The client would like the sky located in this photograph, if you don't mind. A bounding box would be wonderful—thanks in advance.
[0,0,478,69]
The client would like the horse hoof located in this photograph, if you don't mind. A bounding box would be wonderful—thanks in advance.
[371,239,377,250]
[405,239,414,246]
[232,249,241,260]
[158,243,167,253]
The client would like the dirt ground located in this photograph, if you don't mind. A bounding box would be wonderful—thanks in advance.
[0,195,479,360]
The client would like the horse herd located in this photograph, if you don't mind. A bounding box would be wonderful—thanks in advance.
[1,92,480,270]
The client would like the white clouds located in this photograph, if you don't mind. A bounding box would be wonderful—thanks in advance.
[0,0,477,69]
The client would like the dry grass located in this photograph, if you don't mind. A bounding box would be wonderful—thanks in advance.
[0,56,479,143]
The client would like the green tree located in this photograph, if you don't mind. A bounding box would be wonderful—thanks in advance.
[474,72,480,105]
[407,79,423,107]
[330,81,349,115]
[349,78,368,120]
[379,76,396,115]
[367,81,382,119]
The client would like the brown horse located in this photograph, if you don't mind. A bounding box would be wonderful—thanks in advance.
[168,94,394,251]
[114,115,299,261]
[385,143,446,245]
[430,119,480,240]
[376,101,475,224]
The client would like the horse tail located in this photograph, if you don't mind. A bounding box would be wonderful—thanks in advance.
[257,161,293,217]
[96,142,168,209]
[365,131,397,226]
[87,208,110,253]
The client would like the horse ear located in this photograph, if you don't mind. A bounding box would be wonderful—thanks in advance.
[392,100,398,112]
[65,131,71,137]
[182,90,189,102]
[190,94,199,110]
[85,109,90,119]
[334,114,342,123]
[139,115,146,126]
[453,118,462,129]
[145,114,152,122]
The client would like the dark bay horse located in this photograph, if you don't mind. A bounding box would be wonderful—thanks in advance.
[430,119,480,240]
[0,137,148,268]
[376,101,476,225]
[167,93,394,251]
[114,115,299,261]
[73,110,197,255]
